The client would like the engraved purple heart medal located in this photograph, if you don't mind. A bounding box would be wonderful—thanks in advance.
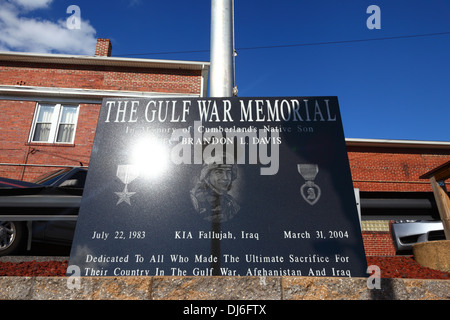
[298,164,321,206]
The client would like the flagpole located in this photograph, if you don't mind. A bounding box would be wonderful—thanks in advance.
[209,0,236,275]
[210,0,236,98]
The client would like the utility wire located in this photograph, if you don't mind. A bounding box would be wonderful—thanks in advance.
[117,31,450,57]
[238,31,450,50]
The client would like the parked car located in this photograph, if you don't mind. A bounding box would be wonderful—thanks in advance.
[391,220,445,254]
[0,167,86,256]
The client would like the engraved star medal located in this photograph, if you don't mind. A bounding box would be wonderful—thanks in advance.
[115,165,139,205]
[298,164,321,206]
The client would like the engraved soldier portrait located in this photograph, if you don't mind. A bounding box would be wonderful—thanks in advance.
[190,154,241,222]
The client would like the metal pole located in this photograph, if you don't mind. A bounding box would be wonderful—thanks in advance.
[210,0,235,97]
[209,0,235,275]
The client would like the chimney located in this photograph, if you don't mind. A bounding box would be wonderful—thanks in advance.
[95,38,112,57]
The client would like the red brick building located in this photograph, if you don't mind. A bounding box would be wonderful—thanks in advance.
[347,138,450,255]
[1,39,449,256]
[348,138,450,193]
[0,39,209,181]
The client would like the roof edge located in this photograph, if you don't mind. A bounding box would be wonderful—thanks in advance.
[0,51,210,70]
[346,138,450,149]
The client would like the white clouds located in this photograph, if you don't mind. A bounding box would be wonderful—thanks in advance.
[0,0,97,55]
[13,0,54,10]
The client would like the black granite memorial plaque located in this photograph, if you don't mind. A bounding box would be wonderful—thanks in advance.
[68,97,368,277]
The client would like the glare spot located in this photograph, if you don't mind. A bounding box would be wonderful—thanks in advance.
[131,139,168,179]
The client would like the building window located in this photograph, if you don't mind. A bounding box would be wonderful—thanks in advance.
[30,103,79,144]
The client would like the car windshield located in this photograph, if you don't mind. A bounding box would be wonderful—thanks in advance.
[32,168,71,185]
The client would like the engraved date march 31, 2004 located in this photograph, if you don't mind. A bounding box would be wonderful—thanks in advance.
[90,230,146,240]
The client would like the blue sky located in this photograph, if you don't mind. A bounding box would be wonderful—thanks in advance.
[1,0,450,142]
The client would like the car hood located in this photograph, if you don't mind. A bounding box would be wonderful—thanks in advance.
[0,177,44,195]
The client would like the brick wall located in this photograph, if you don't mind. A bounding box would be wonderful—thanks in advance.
[360,220,396,256]
[0,101,100,180]
[348,146,450,192]
[362,232,396,256]
[0,63,202,95]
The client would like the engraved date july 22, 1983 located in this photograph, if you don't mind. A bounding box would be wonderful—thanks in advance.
[90,230,146,240]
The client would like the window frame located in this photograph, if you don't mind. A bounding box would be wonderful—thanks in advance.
[29,103,80,144]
